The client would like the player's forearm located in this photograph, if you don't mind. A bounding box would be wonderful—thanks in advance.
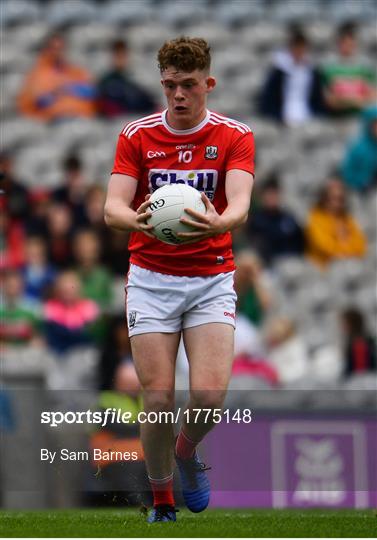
[104,202,138,232]
[220,200,249,232]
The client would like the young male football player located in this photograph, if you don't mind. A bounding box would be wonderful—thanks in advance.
[104,37,254,523]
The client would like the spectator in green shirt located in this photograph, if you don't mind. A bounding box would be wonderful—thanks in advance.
[233,250,274,327]
[73,229,113,310]
[0,269,43,347]
[321,21,376,117]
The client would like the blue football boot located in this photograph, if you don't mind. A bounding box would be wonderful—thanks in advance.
[147,505,177,523]
[175,450,211,512]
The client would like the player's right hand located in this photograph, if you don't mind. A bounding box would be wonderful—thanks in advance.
[135,195,155,238]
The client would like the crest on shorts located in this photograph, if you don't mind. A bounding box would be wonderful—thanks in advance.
[205,145,218,160]
[128,311,137,329]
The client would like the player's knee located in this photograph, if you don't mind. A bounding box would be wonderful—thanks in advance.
[142,389,175,413]
[190,389,226,410]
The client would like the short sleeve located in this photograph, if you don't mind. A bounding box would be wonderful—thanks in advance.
[226,131,255,176]
[111,132,141,179]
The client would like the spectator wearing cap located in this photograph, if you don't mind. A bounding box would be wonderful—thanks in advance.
[259,26,324,125]
[247,174,304,265]
[341,308,376,376]
[321,21,376,117]
[0,270,43,347]
[305,177,367,267]
[341,105,377,192]
[17,32,96,122]
[97,39,156,118]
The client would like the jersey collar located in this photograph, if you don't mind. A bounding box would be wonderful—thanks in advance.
[162,109,210,135]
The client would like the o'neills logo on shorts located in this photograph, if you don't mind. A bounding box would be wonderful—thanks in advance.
[224,311,235,319]
[128,311,137,329]
[148,169,218,200]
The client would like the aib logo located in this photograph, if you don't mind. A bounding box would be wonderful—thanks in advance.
[148,169,218,200]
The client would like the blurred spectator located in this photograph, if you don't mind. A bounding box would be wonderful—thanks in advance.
[43,271,100,354]
[321,22,376,117]
[46,203,74,268]
[264,317,309,385]
[52,153,87,226]
[341,308,376,376]
[305,177,367,267]
[103,229,130,276]
[232,314,278,386]
[341,104,377,192]
[22,236,56,302]
[234,250,274,326]
[97,39,156,118]
[99,315,133,390]
[0,198,25,269]
[247,174,304,265]
[73,229,113,310]
[0,269,42,347]
[80,184,128,272]
[26,189,51,237]
[0,152,29,220]
[87,360,147,506]
[83,184,106,231]
[259,26,324,125]
[17,32,96,122]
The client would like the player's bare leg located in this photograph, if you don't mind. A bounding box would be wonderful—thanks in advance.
[182,322,234,441]
[130,331,180,515]
[175,322,234,512]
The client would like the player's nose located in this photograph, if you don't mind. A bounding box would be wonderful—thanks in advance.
[174,87,185,101]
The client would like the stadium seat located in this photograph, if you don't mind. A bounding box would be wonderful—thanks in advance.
[0,73,25,117]
[125,23,174,54]
[46,348,99,391]
[67,24,115,54]
[46,0,98,26]
[237,23,286,52]
[4,23,49,54]
[101,0,154,25]
[328,259,374,297]
[326,0,376,22]
[14,143,66,188]
[269,0,322,22]
[214,0,266,26]
[1,0,41,26]
[157,0,210,27]
[181,23,233,51]
[1,118,48,152]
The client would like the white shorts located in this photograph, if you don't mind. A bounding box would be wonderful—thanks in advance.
[125,264,237,337]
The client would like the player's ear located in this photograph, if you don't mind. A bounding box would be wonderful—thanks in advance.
[206,76,216,93]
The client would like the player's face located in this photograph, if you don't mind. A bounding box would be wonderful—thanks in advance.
[161,67,216,129]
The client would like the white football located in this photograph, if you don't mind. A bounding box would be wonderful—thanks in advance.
[147,184,206,245]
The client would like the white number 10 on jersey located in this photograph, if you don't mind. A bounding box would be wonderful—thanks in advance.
[178,150,192,163]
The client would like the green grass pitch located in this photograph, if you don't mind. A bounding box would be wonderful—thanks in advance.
[0,508,376,537]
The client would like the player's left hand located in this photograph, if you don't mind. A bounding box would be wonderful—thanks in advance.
[178,193,226,243]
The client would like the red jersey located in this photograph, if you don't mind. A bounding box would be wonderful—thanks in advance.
[112,109,254,276]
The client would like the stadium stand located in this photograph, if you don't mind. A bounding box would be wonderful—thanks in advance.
[1,7,376,511]
[1,0,376,378]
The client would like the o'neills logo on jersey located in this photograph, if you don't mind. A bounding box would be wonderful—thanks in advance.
[148,169,218,200]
